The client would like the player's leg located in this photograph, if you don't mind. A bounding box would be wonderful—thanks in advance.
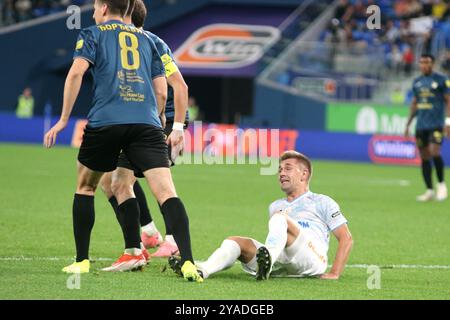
[125,125,202,282]
[256,213,300,280]
[102,166,148,271]
[103,154,165,252]
[416,130,435,201]
[429,131,447,200]
[133,181,163,248]
[99,172,121,226]
[62,162,104,273]
[195,236,257,279]
[153,120,180,257]
[63,124,122,273]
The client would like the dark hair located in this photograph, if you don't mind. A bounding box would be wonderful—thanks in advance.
[420,53,435,62]
[97,0,130,17]
[279,150,313,180]
[131,0,147,28]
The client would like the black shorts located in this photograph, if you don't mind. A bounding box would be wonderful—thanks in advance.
[415,128,444,148]
[78,124,169,173]
[117,120,189,177]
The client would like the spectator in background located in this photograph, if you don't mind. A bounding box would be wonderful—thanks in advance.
[16,87,34,119]
[335,0,354,23]
[15,0,32,22]
[188,96,201,122]
[403,45,415,75]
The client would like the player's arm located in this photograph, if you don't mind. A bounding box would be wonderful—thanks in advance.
[166,71,188,155]
[404,96,418,137]
[44,58,89,148]
[320,223,353,280]
[168,71,188,124]
[152,75,167,118]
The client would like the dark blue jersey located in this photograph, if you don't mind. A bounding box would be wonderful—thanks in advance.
[73,20,165,128]
[144,31,189,121]
[412,72,450,130]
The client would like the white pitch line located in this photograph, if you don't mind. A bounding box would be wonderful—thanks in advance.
[1,257,449,269]
[0,256,113,262]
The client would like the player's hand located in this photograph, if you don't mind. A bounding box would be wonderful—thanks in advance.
[167,129,184,163]
[320,273,340,280]
[44,119,68,148]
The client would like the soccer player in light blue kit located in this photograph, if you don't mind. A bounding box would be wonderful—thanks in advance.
[172,151,353,280]
[405,54,450,202]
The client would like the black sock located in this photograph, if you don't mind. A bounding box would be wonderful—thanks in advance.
[108,196,122,226]
[433,156,445,183]
[118,198,141,250]
[133,181,153,227]
[73,194,95,262]
[159,203,173,236]
[421,159,433,189]
[161,198,193,264]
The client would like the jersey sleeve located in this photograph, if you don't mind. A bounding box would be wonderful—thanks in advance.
[152,36,179,78]
[443,76,450,95]
[149,40,165,79]
[318,195,347,231]
[73,28,97,65]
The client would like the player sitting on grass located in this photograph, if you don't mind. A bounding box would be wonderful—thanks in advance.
[170,151,353,280]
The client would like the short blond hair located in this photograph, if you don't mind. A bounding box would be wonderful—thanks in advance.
[279,150,312,179]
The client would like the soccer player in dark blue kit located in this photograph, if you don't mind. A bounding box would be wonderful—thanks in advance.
[405,54,450,202]
[44,0,202,282]
[99,0,189,262]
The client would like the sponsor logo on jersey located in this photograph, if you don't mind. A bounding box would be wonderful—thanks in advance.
[298,221,310,228]
[331,211,341,218]
[368,135,421,165]
[174,23,280,69]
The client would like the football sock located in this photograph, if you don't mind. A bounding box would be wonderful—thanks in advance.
[118,198,141,250]
[124,248,142,256]
[264,214,288,267]
[141,221,158,236]
[133,181,153,226]
[73,194,95,262]
[159,203,173,235]
[421,159,433,189]
[433,156,445,183]
[198,239,241,279]
[161,197,193,264]
[108,196,122,226]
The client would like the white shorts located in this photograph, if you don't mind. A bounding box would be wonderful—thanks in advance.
[242,228,328,277]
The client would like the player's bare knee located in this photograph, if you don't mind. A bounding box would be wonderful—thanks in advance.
[76,183,97,196]
[111,180,133,199]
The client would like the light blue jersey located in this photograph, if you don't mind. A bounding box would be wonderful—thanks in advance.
[269,191,347,251]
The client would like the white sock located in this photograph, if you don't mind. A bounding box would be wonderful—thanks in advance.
[165,235,176,246]
[141,222,158,236]
[264,214,288,267]
[197,239,241,279]
[124,248,142,256]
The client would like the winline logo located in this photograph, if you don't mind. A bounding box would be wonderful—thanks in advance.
[174,23,280,69]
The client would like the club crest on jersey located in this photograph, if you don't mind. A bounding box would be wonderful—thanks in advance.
[174,24,280,69]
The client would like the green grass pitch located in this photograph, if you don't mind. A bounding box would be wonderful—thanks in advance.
[0,143,449,299]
